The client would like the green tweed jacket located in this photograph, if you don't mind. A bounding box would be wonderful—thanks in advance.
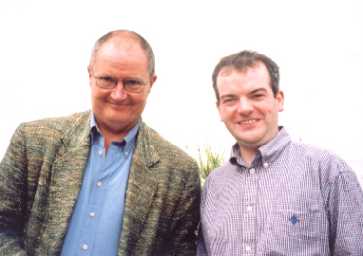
[0,111,201,256]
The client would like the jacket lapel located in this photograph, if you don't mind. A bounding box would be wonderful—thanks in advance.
[40,113,91,253]
[118,123,160,254]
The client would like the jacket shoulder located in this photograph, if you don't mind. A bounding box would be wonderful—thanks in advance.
[10,112,90,155]
[17,111,89,140]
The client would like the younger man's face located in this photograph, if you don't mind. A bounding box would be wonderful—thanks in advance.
[216,62,284,151]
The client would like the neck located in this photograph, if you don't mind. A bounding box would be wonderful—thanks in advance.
[104,134,124,151]
[97,127,128,151]
[239,146,257,167]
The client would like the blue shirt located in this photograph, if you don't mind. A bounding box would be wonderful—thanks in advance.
[61,116,139,256]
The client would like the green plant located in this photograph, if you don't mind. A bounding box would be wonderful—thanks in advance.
[197,146,224,183]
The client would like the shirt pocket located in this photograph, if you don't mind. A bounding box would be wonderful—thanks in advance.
[269,206,323,241]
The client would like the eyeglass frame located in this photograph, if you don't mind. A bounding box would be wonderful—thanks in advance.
[91,74,148,93]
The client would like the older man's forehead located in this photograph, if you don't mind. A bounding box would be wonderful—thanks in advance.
[97,36,145,56]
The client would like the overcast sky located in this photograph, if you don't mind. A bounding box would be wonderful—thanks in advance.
[1,0,362,182]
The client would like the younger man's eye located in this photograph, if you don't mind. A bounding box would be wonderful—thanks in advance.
[253,93,265,99]
[222,98,237,104]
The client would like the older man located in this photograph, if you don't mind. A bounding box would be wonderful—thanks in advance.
[0,30,201,255]
[198,50,363,255]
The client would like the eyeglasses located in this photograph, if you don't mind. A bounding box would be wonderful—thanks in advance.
[93,75,147,93]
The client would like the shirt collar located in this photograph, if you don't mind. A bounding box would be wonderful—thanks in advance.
[89,114,139,149]
[230,126,291,168]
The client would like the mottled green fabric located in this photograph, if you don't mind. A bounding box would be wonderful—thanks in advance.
[0,111,201,256]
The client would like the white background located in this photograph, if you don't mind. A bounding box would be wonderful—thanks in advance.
[1,0,362,183]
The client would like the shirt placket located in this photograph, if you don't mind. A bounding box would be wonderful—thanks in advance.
[80,145,108,255]
[241,166,258,255]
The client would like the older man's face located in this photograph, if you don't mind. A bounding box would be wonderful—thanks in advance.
[217,62,284,152]
[89,37,156,138]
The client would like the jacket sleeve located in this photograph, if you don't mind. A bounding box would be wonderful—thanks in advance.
[0,125,28,255]
[326,163,363,255]
[171,162,201,256]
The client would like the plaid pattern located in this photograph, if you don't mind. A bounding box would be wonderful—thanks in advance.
[198,128,363,256]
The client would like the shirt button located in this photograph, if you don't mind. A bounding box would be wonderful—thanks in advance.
[247,206,253,212]
[246,245,251,251]
[96,181,102,187]
[81,244,88,250]
[263,162,269,168]
[249,168,256,174]
[89,212,96,217]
